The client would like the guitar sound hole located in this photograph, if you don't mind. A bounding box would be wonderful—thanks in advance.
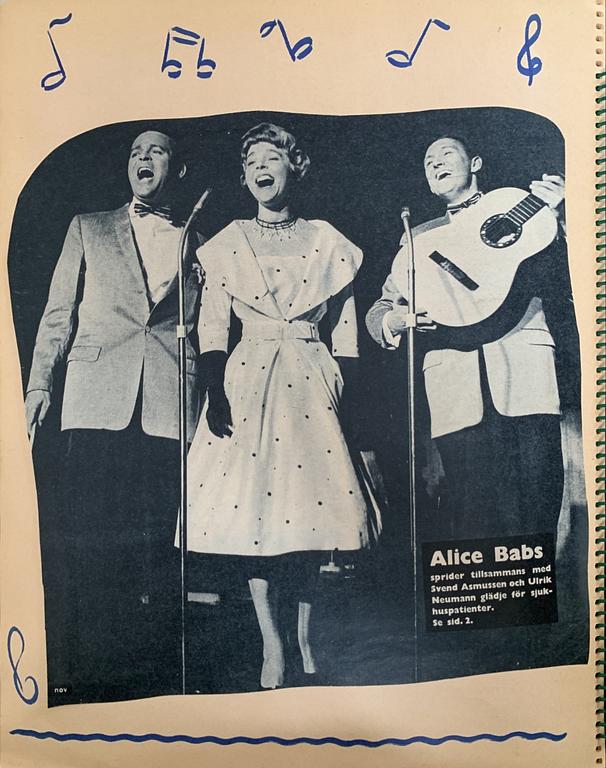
[480,214,522,249]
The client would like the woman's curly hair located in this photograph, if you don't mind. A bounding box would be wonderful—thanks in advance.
[240,123,310,181]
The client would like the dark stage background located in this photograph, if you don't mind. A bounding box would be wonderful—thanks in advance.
[7,108,589,703]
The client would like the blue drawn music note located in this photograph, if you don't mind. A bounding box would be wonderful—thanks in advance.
[516,13,542,86]
[162,26,216,79]
[7,627,39,705]
[260,19,313,62]
[386,17,450,68]
[196,38,217,79]
[40,13,72,92]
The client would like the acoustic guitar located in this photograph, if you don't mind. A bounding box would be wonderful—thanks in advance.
[391,187,559,328]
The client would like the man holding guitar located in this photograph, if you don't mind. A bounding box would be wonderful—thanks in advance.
[366,135,567,540]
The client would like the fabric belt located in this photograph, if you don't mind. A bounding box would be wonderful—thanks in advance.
[241,320,320,342]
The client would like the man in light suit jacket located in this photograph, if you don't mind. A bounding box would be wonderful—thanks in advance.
[25,130,203,699]
[366,135,567,540]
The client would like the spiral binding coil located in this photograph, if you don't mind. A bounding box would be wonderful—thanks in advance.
[597,0,605,759]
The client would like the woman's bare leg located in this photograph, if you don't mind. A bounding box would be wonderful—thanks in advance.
[248,577,284,689]
[297,600,317,674]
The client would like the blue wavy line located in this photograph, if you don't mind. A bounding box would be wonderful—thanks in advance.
[49,13,73,28]
[10,730,567,747]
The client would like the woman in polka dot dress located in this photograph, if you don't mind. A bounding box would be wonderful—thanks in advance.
[185,123,379,689]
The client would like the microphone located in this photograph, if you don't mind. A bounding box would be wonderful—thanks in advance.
[400,204,416,318]
[191,187,212,217]
[177,186,213,334]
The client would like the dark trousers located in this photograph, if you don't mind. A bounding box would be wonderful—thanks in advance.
[433,352,564,541]
[63,414,180,697]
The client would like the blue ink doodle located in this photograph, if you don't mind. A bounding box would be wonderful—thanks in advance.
[517,13,542,86]
[7,627,39,705]
[195,39,216,79]
[386,17,450,68]
[9,729,567,747]
[40,12,72,92]
[260,19,313,62]
[161,26,216,79]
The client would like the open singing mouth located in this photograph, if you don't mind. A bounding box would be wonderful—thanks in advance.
[137,167,154,180]
[256,174,274,188]
[436,170,451,180]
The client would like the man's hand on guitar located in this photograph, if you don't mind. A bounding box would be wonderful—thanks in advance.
[416,311,437,333]
[530,174,565,234]
[386,299,437,337]
[529,174,565,212]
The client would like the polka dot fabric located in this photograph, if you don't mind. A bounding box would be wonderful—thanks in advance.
[184,219,372,556]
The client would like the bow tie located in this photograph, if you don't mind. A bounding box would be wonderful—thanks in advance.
[447,192,483,215]
[133,202,174,221]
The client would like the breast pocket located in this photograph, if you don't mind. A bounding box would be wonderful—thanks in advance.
[519,328,556,347]
[422,349,443,371]
[67,345,101,362]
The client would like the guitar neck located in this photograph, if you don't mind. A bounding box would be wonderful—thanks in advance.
[504,193,547,225]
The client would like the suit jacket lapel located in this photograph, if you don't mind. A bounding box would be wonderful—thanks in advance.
[111,204,148,296]
[151,227,193,307]
[391,213,450,298]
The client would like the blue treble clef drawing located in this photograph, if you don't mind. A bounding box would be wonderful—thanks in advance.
[40,13,73,92]
[7,626,39,705]
[260,19,313,62]
[516,13,543,86]
[386,17,450,68]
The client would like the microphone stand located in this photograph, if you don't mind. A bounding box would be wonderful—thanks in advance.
[176,187,212,695]
[400,206,419,683]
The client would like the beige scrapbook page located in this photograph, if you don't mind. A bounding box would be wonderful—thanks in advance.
[0,0,602,766]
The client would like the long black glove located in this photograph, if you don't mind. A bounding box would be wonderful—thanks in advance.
[200,350,233,438]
